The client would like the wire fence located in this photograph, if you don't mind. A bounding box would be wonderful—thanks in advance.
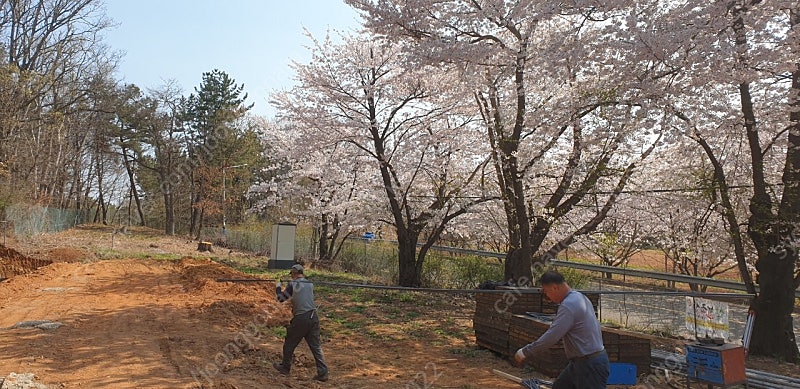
[594,286,754,341]
[192,227,799,346]
[3,205,88,236]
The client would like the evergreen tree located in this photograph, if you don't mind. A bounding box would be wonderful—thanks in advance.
[183,69,256,238]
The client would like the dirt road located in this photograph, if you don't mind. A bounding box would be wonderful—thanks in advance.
[1,226,796,388]
[0,242,525,388]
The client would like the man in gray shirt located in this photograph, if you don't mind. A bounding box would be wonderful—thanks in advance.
[273,264,329,382]
[514,270,609,388]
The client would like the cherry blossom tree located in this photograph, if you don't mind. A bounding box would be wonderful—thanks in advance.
[347,0,664,284]
[629,1,799,359]
[271,33,493,286]
[579,218,644,280]
[250,118,380,263]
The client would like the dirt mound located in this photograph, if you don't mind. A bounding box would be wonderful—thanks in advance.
[0,257,296,388]
[179,257,260,291]
[42,247,91,263]
[178,257,291,327]
[0,244,52,279]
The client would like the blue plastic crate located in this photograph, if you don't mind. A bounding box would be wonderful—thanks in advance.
[607,362,637,385]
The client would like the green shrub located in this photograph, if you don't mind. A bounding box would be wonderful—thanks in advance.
[418,253,504,289]
[451,256,504,289]
[421,254,449,288]
[531,264,589,289]
[335,239,398,282]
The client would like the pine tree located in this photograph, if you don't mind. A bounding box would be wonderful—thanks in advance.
[183,69,255,238]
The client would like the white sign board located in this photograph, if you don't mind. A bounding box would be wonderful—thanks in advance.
[685,296,729,339]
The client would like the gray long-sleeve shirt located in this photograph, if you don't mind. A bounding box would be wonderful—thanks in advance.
[276,277,317,316]
[520,290,604,359]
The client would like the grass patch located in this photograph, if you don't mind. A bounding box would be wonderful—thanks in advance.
[347,305,367,314]
[96,249,125,259]
[447,346,489,358]
[134,253,182,261]
[269,326,287,338]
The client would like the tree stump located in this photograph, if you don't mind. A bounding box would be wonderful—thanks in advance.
[197,241,213,253]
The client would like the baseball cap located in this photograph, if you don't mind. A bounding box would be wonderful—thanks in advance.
[290,264,304,273]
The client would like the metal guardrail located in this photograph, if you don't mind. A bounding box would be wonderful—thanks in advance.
[551,260,753,293]
[422,243,800,299]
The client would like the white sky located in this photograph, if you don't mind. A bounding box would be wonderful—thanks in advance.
[102,0,361,117]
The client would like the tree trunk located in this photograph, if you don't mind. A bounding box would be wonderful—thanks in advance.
[749,246,799,359]
[740,78,800,360]
[120,145,145,226]
[162,174,175,235]
[82,165,93,223]
[189,187,202,238]
[731,4,800,359]
[397,231,421,287]
[189,168,198,237]
[476,41,534,286]
[327,225,341,261]
[504,245,533,285]
[127,185,133,225]
[318,219,331,262]
[687,127,757,294]
[95,166,107,225]
[196,208,205,241]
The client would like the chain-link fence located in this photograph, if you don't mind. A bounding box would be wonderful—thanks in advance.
[4,204,88,236]
[210,227,504,288]
[594,286,755,342]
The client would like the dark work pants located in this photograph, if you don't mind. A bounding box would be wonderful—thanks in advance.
[282,310,328,375]
[552,351,609,389]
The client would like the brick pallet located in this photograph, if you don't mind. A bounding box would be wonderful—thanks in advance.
[473,288,650,379]
[508,314,566,376]
[601,325,652,375]
[473,288,599,356]
[505,314,652,377]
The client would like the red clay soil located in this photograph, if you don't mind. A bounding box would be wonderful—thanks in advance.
[0,232,796,388]
[0,255,533,388]
[0,244,52,279]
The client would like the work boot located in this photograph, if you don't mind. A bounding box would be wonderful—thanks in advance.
[272,362,290,375]
[313,371,329,382]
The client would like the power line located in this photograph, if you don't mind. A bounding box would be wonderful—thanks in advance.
[408,182,784,199]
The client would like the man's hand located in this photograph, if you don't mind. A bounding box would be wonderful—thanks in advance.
[513,349,526,366]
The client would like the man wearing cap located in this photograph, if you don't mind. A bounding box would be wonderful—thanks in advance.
[273,264,329,382]
[514,270,609,388]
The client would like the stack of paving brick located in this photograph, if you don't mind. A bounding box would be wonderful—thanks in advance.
[506,314,652,379]
[508,313,566,376]
[473,297,512,353]
[473,287,599,356]
[601,325,652,376]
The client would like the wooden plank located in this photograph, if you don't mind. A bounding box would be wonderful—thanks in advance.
[492,369,522,383]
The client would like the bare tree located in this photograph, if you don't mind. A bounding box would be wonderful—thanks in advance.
[0,0,116,208]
